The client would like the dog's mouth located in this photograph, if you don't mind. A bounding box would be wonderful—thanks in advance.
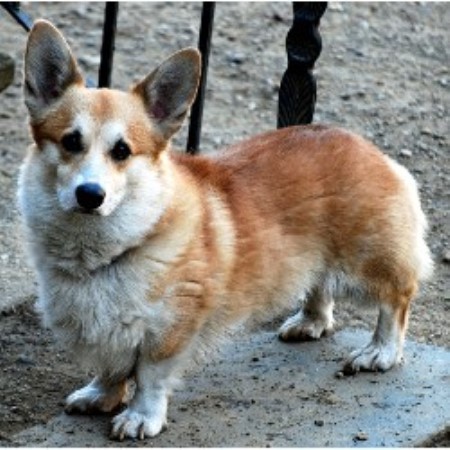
[73,206,102,216]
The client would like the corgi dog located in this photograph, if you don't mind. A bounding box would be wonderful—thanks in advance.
[18,20,433,441]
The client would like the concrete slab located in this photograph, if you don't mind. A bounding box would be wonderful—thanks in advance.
[10,329,450,447]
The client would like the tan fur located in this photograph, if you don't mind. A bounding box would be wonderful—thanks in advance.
[19,20,433,440]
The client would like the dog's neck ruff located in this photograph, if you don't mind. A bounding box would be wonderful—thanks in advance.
[54,238,139,280]
[28,205,156,279]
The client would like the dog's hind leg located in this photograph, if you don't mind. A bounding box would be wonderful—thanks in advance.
[343,252,420,374]
[65,377,128,414]
[343,281,416,374]
[278,286,334,342]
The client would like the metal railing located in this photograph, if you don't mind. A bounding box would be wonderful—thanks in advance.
[1,2,327,153]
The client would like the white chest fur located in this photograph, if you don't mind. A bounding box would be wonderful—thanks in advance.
[35,248,170,379]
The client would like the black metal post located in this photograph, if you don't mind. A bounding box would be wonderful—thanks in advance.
[186,2,215,154]
[277,2,327,128]
[98,2,119,88]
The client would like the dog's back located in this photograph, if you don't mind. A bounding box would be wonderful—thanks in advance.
[173,124,431,304]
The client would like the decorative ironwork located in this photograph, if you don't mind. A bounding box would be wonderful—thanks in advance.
[277,2,327,128]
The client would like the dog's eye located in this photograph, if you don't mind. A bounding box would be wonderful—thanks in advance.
[110,139,131,162]
[61,130,83,154]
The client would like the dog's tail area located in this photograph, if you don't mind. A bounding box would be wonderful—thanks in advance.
[386,156,434,282]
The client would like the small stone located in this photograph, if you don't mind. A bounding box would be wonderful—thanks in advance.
[328,3,344,12]
[226,51,246,65]
[16,354,35,366]
[272,12,286,22]
[335,370,345,379]
[420,127,433,136]
[355,432,369,441]
[400,149,413,158]
[314,419,324,427]
[441,250,450,264]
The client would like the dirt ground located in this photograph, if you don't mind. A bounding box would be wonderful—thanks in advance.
[0,1,448,446]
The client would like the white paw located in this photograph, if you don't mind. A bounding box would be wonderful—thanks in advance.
[279,311,333,342]
[344,340,401,374]
[111,407,167,440]
[65,379,126,414]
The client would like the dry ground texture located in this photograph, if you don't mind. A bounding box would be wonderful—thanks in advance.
[0,1,448,445]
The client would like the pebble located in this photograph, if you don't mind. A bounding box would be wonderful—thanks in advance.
[420,127,433,136]
[399,149,413,158]
[328,3,344,12]
[226,52,246,65]
[314,419,324,427]
[272,12,286,23]
[16,354,35,366]
[441,250,450,264]
[355,432,369,441]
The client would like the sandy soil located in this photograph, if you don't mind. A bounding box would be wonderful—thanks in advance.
[0,2,448,445]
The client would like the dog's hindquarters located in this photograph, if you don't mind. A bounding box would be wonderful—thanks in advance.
[341,156,432,372]
[271,128,432,372]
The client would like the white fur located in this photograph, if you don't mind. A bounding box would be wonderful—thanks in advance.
[346,303,403,371]
[111,353,185,440]
[279,283,335,341]
[100,120,126,149]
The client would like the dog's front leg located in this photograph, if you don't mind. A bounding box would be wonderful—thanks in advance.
[110,354,180,440]
[66,377,127,414]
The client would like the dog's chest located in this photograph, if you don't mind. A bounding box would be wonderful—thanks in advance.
[37,251,170,365]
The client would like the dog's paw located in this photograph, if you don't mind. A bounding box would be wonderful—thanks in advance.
[111,407,167,440]
[343,341,400,375]
[65,379,126,414]
[278,312,333,342]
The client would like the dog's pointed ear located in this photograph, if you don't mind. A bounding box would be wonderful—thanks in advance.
[24,19,83,120]
[132,48,201,140]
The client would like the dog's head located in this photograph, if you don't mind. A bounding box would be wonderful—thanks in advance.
[23,20,200,217]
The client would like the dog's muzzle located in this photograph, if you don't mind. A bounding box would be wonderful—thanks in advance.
[75,183,106,211]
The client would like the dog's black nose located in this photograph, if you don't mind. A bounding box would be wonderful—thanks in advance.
[75,183,106,210]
